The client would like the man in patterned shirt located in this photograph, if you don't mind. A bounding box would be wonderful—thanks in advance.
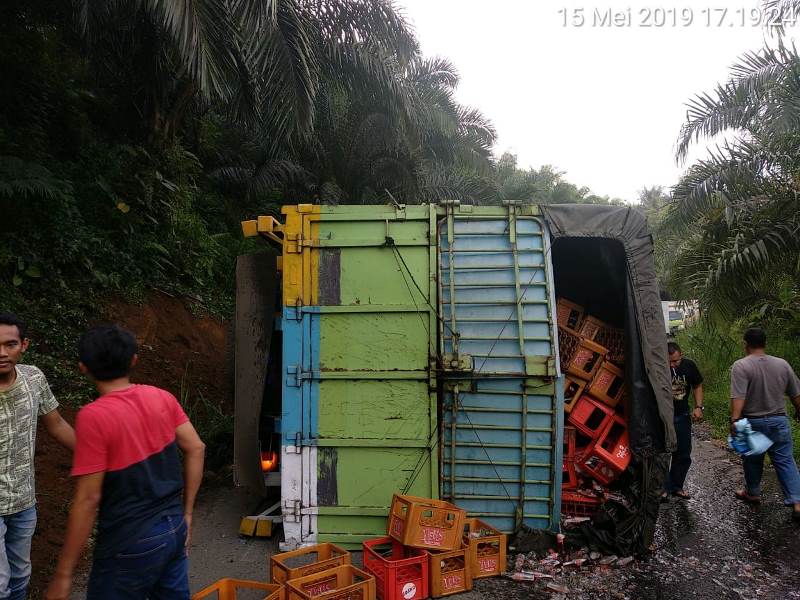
[0,312,75,600]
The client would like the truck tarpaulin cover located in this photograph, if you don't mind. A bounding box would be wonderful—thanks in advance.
[541,204,674,555]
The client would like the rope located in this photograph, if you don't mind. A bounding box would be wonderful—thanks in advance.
[390,241,431,340]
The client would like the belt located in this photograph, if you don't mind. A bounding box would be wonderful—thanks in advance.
[743,412,786,419]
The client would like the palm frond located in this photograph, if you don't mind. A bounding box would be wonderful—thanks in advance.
[0,156,73,201]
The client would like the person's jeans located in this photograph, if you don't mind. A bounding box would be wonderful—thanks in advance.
[742,415,800,505]
[666,413,692,493]
[87,514,189,600]
[0,505,37,600]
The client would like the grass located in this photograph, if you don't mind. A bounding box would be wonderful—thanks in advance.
[675,326,800,462]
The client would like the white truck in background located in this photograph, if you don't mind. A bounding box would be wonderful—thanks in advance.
[662,300,699,336]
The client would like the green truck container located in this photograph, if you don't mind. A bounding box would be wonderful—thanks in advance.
[236,202,674,553]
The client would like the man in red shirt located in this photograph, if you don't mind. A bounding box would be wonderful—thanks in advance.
[46,325,206,600]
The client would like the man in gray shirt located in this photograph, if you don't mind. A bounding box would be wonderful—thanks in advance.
[730,327,800,520]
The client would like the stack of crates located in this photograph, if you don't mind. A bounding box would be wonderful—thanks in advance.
[270,543,375,600]
[557,298,631,518]
[362,494,507,599]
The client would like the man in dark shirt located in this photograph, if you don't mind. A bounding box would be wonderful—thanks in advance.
[663,341,704,499]
[45,325,206,599]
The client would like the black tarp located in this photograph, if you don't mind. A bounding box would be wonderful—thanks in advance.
[541,204,674,555]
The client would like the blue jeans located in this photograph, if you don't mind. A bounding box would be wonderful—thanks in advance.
[87,514,189,600]
[666,413,692,493]
[742,416,800,505]
[0,506,36,600]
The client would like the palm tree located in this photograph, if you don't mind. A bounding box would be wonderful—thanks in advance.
[668,6,800,318]
[76,0,416,146]
[233,54,498,205]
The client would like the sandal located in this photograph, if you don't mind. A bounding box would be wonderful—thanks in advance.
[672,490,691,500]
[735,490,761,504]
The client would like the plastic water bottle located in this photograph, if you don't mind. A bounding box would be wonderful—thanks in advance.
[728,419,773,456]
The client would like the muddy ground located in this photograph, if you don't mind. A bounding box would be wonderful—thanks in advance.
[180,426,800,600]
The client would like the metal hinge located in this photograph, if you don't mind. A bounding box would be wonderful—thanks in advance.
[284,432,304,452]
[285,233,302,253]
[442,353,474,372]
[283,499,302,521]
[284,300,303,321]
[286,366,312,387]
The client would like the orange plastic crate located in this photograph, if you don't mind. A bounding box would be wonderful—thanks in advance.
[285,565,376,600]
[192,579,282,600]
[462,519,507,579]
[561,491,601,519]
[557,325,581,373]
[362,536,428,600]
[566,339,607,381]
[563,376,587,413]
[568,395,615,440]
[388,495,465,551]
[588,362,625,408]
[596,325,625,365]
[577,315,605,341]
[428,546,473,598]
[556,298,585,331]
[271,543,351,585]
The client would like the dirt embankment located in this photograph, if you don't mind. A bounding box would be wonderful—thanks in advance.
[104,293,231,409]
[30,292,231,598]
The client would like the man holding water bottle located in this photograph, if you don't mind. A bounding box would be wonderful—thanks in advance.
[730,327,800,520]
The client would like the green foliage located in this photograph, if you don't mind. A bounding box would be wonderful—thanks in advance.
[668,11,800,319]
[179,368,234,471]
[495,152,625,205]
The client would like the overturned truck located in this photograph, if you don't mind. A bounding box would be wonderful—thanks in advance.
[234,202,674,554]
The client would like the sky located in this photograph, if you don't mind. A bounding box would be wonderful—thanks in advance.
[397,0,791,202]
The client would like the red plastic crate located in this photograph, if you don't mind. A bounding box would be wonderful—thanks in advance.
[580,451,616,485]
[588,362,625,408]
[592,416,631,475]
[566,339,608,381]
[563,376,586,413]
[567,395,614,440]
[561,491,601,518]
[562,427,578,490]
[363,537,428,600]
